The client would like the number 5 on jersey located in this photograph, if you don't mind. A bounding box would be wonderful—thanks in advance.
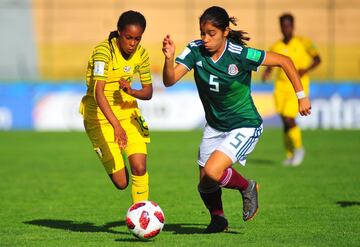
[209,75,220,92]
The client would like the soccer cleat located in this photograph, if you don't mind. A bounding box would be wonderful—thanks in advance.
[203,215,228,234]
[291,148,305,166]
[283,157,293,166]
[240,180,259,221]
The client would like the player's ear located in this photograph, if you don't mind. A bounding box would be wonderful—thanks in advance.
[224,27,230,38]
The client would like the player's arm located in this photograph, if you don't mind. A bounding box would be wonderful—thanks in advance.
[120,48,154,100]
[298,38,321,77]
[262,51,311,116]
[162,35,189,87]
[95,80,127,147]
[298,55,321,77]
[119,78,153,100]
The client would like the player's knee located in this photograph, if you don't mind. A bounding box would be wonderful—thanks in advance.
[131,165,147,176]
[203,165,221,182]
[112,179,129,190]
[283,117,296,130]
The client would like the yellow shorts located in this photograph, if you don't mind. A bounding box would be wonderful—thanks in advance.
[84,113,150,174]
[274,79,310,118]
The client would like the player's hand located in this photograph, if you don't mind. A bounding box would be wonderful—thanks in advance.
[119,78,132,95]
[162,34,175,59]
[114,124,127,148]
[298,97,311,116]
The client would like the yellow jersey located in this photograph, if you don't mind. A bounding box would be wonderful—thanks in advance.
[270,36,318,92]
[80,37,152,122]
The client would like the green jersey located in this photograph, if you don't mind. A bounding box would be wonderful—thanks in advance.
[175,39,265,131]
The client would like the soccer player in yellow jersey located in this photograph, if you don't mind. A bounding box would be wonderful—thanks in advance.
[80,11,153,203]
[262,13,321,166]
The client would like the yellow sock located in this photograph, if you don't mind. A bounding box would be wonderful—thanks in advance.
[131,172,149,203]
[284,133,294,158]
[288,126,303,149]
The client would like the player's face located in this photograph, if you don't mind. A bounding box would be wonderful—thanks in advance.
[118,24,143,56]
[200,21,228,54]
[280,19,294,39]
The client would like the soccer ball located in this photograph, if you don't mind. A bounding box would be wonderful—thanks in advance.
[125,200,165,239]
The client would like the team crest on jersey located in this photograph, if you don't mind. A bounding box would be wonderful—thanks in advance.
[228,64,239,75]
[123,66,131,73]
[134,65,140,73]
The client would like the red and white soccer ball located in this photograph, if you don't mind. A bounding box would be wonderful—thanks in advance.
[125,200,165,239]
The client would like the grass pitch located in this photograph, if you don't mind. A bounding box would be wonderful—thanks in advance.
[0,129,359,247]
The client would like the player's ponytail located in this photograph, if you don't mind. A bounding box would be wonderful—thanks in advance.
[200,6,250,46]
[228,30,250,46]
[108,31,119,55]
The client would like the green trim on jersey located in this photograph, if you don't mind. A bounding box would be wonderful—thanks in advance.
[175,39,265,131]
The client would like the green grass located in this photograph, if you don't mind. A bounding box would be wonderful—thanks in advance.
[0,129,359,247]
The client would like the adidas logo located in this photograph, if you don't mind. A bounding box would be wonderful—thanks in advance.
[196,61,203,67]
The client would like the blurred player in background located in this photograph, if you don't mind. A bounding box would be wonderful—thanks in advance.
[262,13,321,166]
[162,6,311,233]
[80,10,153,203]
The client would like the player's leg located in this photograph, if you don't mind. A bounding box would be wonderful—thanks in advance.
[204,125,263,221]
[123,111,151,203]
[109,167,129,189]
[282,102,305,166]
[99,141,130,189]
[281,115,296,165]
[84,120,130,189]
[286,79,310,166]
[127,151,149,203]
[197,124,228,233]
[204,151,258,222]
[198,166,228,233]
[275,88,305,166]
[283,116,304,166]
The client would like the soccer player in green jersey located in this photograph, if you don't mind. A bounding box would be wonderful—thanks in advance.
[162,6,311,233]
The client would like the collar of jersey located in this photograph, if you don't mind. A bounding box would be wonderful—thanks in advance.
[111,37,136,63]
[209,39,228,64]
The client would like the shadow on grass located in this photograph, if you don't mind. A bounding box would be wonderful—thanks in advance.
[165,223,240,235]
[23,219,127,234]
[248,158,276,166]
[115,237,153,243]
[336,201,360,208]
[24,219,240,237]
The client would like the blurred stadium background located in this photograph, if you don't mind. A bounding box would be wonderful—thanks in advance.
[0,0,359,130]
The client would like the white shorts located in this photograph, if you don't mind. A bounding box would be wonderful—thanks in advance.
[197,123,263,167]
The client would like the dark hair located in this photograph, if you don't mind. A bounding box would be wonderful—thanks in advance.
[108,10,146,52]
[279,13,294,25]
[199,6,250,46]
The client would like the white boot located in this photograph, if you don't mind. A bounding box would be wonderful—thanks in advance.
[291,148,305,166]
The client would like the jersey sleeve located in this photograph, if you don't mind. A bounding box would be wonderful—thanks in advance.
[92,44,111,81]
[300,37,319,58]
[240,47,266,71]
[175,43,196,71]
[139,48,152,84]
